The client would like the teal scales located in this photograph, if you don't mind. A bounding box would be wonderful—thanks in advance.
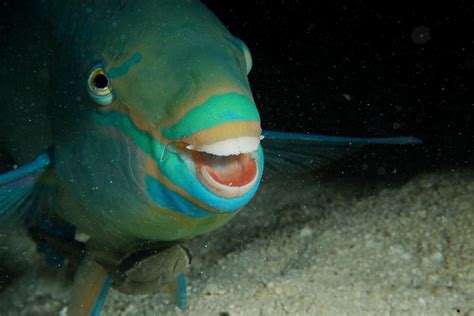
[0,1,420,315]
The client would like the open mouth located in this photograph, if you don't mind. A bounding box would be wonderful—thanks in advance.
[185,137,260,198]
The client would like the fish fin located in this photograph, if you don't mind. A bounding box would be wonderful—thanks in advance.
[165,272,187,310]
[261,130,421,174]
[69,256,112,316]
[0,150,52,226]
[0,149,73,267]
[29,219,79,268]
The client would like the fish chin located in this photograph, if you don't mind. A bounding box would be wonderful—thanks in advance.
[186,137,260,199]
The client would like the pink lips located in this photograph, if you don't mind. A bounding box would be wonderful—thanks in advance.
[192,151,258,198]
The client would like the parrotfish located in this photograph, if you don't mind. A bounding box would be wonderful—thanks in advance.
[0,1,420,314]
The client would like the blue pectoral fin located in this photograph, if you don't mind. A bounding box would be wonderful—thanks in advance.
[0,151,52,225]
[69,256,112,316]
[92,274,112,316]
[166,272,187,310]
[261,130,421,173]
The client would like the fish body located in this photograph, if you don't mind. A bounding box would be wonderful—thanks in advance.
[2,0,262,253]
[0,1,421,314]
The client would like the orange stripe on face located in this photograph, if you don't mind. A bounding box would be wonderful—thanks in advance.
[115,86,254,145]
[116,101,170,144]
[141,151,223,214]
[181,121,261,146]
[117,95,259,147]
[159,86,255,131]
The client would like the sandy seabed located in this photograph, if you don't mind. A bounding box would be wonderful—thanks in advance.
[0,168,473,316]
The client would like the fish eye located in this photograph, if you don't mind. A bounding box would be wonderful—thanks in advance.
[87,64,114,106]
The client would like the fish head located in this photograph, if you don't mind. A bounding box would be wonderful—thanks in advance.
[52,1,263,240]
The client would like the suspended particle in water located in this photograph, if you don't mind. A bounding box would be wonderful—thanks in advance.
[411,25,431,44]
[377,166,386,176]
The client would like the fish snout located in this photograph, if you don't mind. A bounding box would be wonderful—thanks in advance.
[162,93,263,200]
[187,135,262,198]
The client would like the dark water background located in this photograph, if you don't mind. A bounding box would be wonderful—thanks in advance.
[2,1,473,175]
[204,0,474,175]
[0,2,473,313]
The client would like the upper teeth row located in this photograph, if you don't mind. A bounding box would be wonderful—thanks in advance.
[186,136,262,156]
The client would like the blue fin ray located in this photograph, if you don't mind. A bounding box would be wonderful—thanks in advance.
[261,130,421,174]
[166,272,187,310]
[0,151,52,226]
[69,256,112,316]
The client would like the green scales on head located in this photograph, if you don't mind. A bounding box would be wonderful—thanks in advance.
[0,1,420,314]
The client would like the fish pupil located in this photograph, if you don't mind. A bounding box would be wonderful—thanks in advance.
[93,73,109,89]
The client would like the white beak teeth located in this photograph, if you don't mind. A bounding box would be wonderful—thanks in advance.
[186,136,260,156]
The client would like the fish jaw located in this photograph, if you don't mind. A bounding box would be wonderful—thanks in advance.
[148,133,264,217]
[186,136,261,199]
[156,92,264,205]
